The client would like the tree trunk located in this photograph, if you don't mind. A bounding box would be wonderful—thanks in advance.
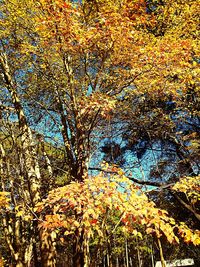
[40,230,57,267]
[151,244,155,267]
[137,248,142,267]
[125,239,129,267]
[157,238,166,267]
[73,231,85,267]
[0,52,41,205]
[0,51,57,267]
[73,245,84,267]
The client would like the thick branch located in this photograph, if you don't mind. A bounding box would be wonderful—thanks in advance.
[89,167,200,221]
[89,167,167,187]
[170,191,200,221]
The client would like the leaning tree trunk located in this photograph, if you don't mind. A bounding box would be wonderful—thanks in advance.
[0,52,41,205]
[0,52,57,266]
[157,238,166,267]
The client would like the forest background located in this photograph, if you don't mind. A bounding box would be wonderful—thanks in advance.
[0,0,199,266]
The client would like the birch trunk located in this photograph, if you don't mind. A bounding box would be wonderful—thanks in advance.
[0,52,41,205]
[0,52,56,266]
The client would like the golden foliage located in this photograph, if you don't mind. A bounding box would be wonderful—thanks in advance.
[37,172,200,245]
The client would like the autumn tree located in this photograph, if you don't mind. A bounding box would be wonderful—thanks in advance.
[36,173,200,266]
[0,0,199,266]
[97,0,200,234]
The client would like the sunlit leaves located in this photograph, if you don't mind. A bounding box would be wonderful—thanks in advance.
[77,92,116,121]
[37,172,200,245]
[0,1,199,264]
[33,0,199,99]
[0,192,10,210]
[173,175,200,205]
[178,224,200,246]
